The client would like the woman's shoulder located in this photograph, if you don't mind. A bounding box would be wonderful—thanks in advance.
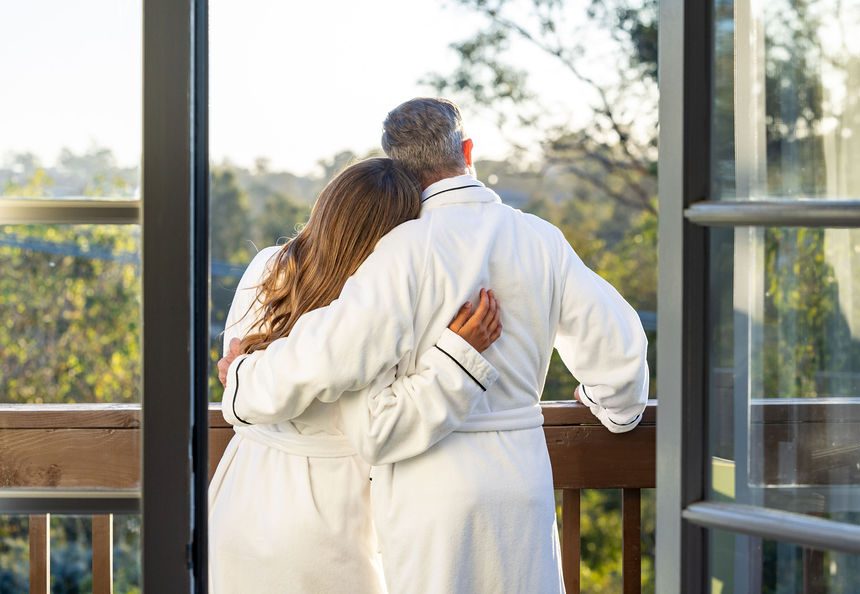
[237,245,282,290]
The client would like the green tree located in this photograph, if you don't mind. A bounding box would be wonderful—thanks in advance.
[207,164,310,399]
[210,166,253,265]
[0,159,141,404]
[252,191,308,248]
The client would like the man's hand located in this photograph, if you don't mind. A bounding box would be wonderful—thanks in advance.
[573,385,583,404]
[217,338,243,387]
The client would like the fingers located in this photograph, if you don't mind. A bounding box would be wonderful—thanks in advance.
[450,289,503,352]
[486,308,501,339]
[463,290,502,350]
[217,339,243,387]
[461,289,491,335]
[488,323,502,343]
[485,290,499,325]
[448,302,473,332]
[470,289,491,324]
[217,357,229,387]
[485,292,502,345]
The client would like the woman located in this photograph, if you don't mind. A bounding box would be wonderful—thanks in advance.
[208,158,501,593]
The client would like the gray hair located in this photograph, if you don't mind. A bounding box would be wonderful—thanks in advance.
[381,98,466,179]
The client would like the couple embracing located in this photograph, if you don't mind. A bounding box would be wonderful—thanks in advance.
[208,98,649,594]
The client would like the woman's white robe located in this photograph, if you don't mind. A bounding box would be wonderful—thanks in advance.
[208,246,499,594]
[223,175,650,594]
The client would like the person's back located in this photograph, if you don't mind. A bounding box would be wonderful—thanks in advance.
[376,175,647,433]
[358,174,646,594]
[410,196,559,413]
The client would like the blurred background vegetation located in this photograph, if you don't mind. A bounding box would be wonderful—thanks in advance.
[3,0,857,591]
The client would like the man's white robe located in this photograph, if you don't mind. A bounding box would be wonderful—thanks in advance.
[209,246,499,594]
[223,174,650,594]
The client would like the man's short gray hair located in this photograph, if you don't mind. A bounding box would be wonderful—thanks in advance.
[381,98,466,179]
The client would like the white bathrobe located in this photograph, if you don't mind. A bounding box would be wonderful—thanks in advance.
[223,174,650,594]
[208,245,499,594]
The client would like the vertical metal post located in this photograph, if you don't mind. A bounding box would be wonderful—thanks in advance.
[732,226,765,593]
[732,5,768,587]
[142,0,207,590]
[656,0,712,592]
[191,0,210,589]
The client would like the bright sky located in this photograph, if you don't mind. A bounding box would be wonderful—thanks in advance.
[0,0,611,176]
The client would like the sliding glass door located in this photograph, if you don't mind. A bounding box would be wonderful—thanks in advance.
[0,0,209,590]
[659,0,860,592]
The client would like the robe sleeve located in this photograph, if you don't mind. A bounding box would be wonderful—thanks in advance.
[221,228,422,426]
[553,228,649,433]
[340,328,499,465]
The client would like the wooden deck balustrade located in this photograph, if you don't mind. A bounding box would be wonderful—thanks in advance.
[0,401,657,593]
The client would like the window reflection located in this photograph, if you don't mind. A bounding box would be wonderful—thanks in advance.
[708,527,860,593]
[708,226,860,520]
[712,0,860,199]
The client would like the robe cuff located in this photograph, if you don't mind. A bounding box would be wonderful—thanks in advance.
[579,384,644,434]
[434,328,500,391]
[222,353,253,426]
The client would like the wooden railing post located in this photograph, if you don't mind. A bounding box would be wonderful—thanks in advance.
[28,514,50,594]
[562,489,581,594]
[622,488,642,594]
[93,514,114,594]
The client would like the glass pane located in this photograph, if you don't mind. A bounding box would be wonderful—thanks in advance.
[209,0,658,401]
[708,226,860,521]
[209,4,658,594]
[0,225,141,404]
[708,527,860,593]
[0,1,141,199]
[0,516,28,591]
[712,0,860,199]
[0,515,140,592]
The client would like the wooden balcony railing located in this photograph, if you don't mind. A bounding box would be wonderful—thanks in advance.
[0,401,657,594]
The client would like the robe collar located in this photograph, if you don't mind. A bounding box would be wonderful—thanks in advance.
[420,174,502,212]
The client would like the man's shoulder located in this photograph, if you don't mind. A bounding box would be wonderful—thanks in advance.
[518,209,562,232]
[499,206,567,245]
[371,203,567,260]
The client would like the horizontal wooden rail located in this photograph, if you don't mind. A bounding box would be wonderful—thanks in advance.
[0,401,657,489]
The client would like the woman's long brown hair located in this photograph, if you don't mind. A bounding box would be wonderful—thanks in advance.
[239,158,421,354]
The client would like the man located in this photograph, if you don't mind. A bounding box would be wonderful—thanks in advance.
[219,98,649,593]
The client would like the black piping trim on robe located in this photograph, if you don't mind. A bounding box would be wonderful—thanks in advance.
[581,385,642,427]
[231,356,252,425]
[608,412,642,427]
[580,385,598,406]
[434,345,487,391]
[421,185,482,203]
